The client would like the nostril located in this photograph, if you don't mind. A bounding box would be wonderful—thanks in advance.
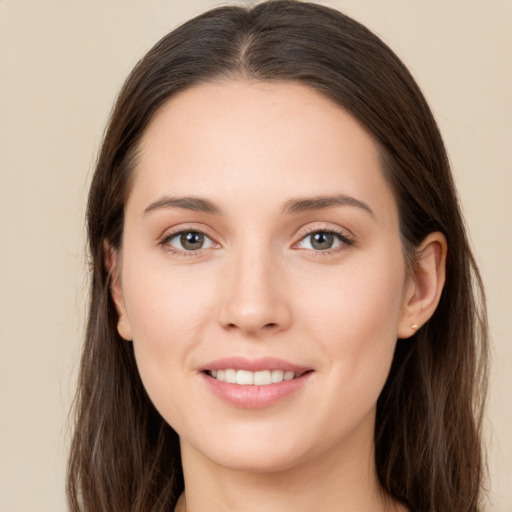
[224,321,278,332]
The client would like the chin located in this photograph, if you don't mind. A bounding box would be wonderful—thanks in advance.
[183,428,312,474]
[211,447,307,474]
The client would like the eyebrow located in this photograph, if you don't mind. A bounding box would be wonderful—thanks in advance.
[282,194,375,218]
[143,196,222,216]
[143,193,374,218]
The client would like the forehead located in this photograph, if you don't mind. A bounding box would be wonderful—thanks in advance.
[129,80,396,221]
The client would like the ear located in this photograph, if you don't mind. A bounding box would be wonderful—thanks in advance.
[398,232,447,339]
[104,241,133,341]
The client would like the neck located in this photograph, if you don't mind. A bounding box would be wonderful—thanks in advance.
[177,415,404,512]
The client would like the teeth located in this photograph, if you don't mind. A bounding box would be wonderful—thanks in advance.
[271,369,284,383]
[209,368,302,385]
[254,370,271,385]
[237,370,254,385]
[225,369,236,384]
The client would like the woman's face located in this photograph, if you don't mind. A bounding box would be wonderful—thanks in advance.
[113,80,414,472]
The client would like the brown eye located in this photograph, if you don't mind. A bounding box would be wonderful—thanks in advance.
[295,229,352,252]
[180,231,205,250]
[310,232,335,250]
[164,230,216,252]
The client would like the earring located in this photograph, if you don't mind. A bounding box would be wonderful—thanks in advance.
[411,324,419,330]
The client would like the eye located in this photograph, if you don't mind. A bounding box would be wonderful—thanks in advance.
[163,230,217,252]
[296,230,352,251]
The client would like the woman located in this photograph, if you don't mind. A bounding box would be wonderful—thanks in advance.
[67,1,488,511]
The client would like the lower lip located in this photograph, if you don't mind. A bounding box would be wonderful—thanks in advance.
[201,372,312,409]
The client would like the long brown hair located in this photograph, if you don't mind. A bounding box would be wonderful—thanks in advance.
[67,2,488,510]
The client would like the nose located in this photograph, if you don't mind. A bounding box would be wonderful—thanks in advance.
[218,247,292,336]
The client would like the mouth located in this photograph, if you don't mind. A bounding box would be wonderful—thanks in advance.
[200,357,314,408]
[205,369,309,385]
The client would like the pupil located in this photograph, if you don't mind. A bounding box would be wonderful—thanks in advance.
[311,232,334,250]
[181,232,204,250]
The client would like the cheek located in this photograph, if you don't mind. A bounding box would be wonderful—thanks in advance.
[297,253,406,387]
[123,254,216,340]
[121,258,217,408]
[298,252,405,337]
[287,257,405,446]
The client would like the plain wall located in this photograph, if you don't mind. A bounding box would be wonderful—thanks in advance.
[0,0,510,510]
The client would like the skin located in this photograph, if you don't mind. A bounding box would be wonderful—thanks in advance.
[110,80,446,512]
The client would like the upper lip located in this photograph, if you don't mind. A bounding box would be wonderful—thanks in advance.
[198,356,312,373]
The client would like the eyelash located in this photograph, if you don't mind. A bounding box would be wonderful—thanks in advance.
[293,227,354,256]
[159,227,218,256]
[159,226,354,256]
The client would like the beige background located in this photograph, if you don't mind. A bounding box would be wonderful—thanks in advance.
[0,0,510,510]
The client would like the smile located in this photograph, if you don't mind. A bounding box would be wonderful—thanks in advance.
[207,369,305,385]
[200,357,313,408]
